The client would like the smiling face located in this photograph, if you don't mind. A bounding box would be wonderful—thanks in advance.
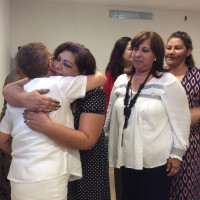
[132,39,156,74]
[53,50,80,76]
[165,38,191,69]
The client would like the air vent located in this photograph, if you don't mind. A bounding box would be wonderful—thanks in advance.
[110,10,154,20]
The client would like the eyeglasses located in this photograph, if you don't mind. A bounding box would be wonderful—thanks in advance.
[53,56,74,68]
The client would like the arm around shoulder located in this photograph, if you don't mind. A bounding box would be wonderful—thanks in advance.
[3,78,29,107]
[86,70,107,92]
[3,78,60,111]
[23,111,104,150]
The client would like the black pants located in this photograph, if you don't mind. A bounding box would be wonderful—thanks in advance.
[121,165,170,200]
[114,167,125,200]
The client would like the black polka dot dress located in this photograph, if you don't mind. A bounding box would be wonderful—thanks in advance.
[67,88,111,200]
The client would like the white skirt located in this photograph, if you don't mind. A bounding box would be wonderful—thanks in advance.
[10,174,69,200]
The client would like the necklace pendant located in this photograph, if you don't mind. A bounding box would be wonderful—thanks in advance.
[124,107,131,118]
[152,92,156,97]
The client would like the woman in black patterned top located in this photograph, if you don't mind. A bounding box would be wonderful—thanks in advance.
[67,88,110,200]
[3,42,111,200]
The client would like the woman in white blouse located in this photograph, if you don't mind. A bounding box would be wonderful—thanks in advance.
[104,31,191,200]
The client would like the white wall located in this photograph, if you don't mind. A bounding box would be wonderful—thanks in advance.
[10,0,200,72]
[1,0,200,110]
[0,0,10,110]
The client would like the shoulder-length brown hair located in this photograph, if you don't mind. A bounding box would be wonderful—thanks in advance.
[53,42,96,75]
[131,31,168,78]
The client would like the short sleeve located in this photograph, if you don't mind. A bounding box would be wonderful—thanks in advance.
[78,88,106,114]
[0,108,12,135]
[59,75,87,103]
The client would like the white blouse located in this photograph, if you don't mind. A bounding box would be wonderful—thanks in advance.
[104,72,191,170]
[0,76,87,183]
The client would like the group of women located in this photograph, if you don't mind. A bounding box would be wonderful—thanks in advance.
[105,31,200,200]
[0,30,199,200]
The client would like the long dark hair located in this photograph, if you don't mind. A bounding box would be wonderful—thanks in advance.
[167,31,195,67]
[105,37,132,81]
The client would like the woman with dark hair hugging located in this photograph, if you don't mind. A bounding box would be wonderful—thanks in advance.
[3,42,110,200]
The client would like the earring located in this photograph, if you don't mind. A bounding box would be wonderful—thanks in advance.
[154,58,157,62]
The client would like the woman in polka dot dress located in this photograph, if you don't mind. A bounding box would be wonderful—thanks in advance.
[67,88,110,200]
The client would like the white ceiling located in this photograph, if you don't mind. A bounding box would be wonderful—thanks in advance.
[31,0,200,11]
